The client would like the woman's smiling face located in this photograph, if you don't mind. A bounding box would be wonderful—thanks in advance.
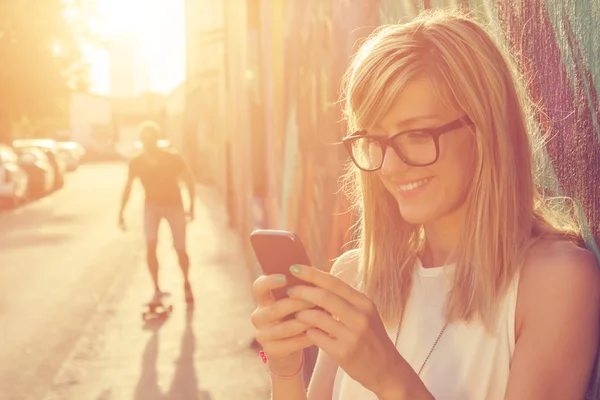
[373,76,476,225]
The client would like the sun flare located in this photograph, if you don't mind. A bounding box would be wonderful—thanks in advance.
[83,0,185,96]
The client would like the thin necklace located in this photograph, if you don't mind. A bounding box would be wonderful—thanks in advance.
[393,310,449,376]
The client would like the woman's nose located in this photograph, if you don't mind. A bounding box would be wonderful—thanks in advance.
[380,147,410,177]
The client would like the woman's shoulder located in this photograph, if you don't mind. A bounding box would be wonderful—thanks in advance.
[522,239,598,279]
[516,239,600,334]
[329,249,361,288]
[520,239,599,297]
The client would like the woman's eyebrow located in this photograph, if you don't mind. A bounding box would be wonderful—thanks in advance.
[393,115,440,128]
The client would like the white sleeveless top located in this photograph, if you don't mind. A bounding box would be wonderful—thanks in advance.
[332,259,520,400]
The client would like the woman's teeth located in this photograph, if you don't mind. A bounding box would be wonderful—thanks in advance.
[398,178,430,192]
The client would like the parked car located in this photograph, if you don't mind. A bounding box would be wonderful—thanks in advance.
[57,141,85,171]
[0,144,29,207]
[13,139,67,190]
[15,147,54,198]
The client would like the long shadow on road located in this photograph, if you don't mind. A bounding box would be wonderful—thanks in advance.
[0,205,81,248]
[0,232,72,251]
[0,198,101,251]
[134,308,212,400]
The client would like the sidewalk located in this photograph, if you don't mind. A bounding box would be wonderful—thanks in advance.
[42,186,270,400]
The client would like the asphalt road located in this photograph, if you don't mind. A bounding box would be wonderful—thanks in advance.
[0,162,270,400]
[0,162,145,400]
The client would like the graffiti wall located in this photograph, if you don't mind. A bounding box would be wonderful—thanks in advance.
[496,0,600,257]
[244,0,381,269]
[220,0,599,386]
[226,0,599,274]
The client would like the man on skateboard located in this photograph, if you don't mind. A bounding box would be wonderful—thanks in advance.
[143,292,174,321]
[118,121,196,305]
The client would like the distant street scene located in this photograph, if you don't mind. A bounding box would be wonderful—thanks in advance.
[0,163,269,400]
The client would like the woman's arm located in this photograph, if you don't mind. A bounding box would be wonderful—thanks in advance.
[271,363,307,400]
[305,349,339,400]
[504,240,600,399]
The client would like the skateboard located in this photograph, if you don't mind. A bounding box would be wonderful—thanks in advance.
[142,293,173,321]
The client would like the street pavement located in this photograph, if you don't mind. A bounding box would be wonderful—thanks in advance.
[0,162,270,400]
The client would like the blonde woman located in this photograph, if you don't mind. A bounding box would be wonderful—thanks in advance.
[250,9,600,400]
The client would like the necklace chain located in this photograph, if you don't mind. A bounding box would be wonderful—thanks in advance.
[393,311,448,376]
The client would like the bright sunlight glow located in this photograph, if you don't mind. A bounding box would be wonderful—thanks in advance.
[83,0,185,96]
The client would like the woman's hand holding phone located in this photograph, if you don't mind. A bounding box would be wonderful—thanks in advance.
[250,271,315,375]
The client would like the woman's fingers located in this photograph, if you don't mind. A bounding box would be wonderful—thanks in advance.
[255,317,311,343]
[252,274,288,307]
[260,334,314,358]
[250,274,314,366]
[295,308,348,339]
[251,296,313,327]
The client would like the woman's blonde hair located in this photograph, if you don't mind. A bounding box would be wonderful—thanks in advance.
[341,9,583,327]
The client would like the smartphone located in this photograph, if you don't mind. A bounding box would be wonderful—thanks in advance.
[250,229,314,300]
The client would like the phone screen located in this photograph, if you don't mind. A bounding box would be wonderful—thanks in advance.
[250,229,313,300]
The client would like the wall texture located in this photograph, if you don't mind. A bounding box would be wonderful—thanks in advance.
[229,0,599,271]
[202,0,600,388]
[243,0,381,268]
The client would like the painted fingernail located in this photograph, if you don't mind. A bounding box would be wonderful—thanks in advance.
[259,350,268,364]
[275,274,287,284]
[303,301,313,307]
[289,265,302,274]
[286,287,295,296]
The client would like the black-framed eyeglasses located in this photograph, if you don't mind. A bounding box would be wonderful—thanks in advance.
[342,115,473,171]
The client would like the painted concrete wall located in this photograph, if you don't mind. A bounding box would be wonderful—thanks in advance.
[226,0,600,270]
[243,0,381,269]
[197,0,599,279]
[209,0,599,386]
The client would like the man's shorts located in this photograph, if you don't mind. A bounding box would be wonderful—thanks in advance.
[144,203,187,251]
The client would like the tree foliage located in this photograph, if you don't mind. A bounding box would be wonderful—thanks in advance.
[0,0,88,143]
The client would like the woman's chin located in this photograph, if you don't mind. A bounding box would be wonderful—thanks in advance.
[397,202,438,226]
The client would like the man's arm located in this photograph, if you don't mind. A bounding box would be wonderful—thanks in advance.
[180,157,195,218]
[118,162,136,226]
